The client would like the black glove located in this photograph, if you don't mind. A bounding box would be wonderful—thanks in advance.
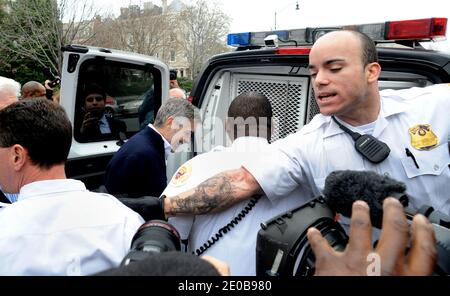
[95,185,166,221]
[117,196,166,221]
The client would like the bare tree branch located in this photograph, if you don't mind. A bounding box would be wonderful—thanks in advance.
[176,0,230,79]
[0,0,104,74]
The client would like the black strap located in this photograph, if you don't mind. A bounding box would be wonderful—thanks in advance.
[331,116,361,141]
[331,116,390,164]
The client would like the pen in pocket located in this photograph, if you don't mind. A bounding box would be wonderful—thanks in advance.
[405,148,419,169]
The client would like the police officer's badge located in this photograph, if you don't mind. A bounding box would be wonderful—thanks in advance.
[408,124,439,150]
[170,163,192,187]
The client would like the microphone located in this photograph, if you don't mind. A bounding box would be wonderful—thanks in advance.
[323,170,450,229]
[323,170,408,228]
[322,170,450,275]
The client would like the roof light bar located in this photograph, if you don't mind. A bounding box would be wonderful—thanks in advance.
[386,18,447,40]
[227,32,251,46]
[276,48,311,55]
[227,17,448,48]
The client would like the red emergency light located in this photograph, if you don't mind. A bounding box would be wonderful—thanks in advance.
[276,48,311,55]
[386,18,447,40]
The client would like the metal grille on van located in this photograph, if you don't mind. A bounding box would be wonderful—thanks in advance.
[306,90,320,123]
[235,75,309,142]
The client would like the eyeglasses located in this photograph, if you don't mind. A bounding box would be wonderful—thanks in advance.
[86,96,104,103]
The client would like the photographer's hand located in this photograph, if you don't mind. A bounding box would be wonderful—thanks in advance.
[44,80,54,90]
[307,198,437,276]
[80,112,100,134]
[201,255,230,276]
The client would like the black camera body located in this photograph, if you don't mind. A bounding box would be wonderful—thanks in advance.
[43,67,61,88]
[169,69,177,81]
[121,220,181,266]
[256,196,450,276]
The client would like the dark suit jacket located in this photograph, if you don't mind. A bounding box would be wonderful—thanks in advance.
[103,126,166,198]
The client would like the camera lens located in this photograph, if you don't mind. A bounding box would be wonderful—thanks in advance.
[121,220,181,266]
[170,70,177,80]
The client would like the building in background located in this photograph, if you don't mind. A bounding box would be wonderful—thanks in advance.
[64,0,229,80]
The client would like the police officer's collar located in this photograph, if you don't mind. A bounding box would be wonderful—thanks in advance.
[303,95,410,139]
[379,91,412,117]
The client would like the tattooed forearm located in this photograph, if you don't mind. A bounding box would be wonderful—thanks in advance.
[165,168,260,217]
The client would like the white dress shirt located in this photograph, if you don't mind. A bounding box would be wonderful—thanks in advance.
[149,123,172,159]
[98,114,111,134]
[0,179,144,275]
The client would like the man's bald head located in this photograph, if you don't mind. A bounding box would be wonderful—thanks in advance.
[169,88,186,100]
[0,76,20,110]
[313,30,378,66]
[21,81,46,99]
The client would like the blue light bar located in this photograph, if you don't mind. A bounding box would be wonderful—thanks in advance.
[227,32,251,46]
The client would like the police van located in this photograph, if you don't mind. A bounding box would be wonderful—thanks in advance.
[61,17,450,190]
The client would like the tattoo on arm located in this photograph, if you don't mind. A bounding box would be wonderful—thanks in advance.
[167,170,257,216]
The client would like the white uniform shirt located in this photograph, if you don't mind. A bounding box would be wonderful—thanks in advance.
[165,137,314,275]
[0,179,144,275]
[245,84,450,215]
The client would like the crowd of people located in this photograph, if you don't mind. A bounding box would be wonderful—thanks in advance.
[0,29,448,276]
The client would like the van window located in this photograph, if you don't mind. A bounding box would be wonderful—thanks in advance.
[74,59,162,143]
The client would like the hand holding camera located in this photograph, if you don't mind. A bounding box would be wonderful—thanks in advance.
[43,68,61,89]
[307,198,436,276]
[80,110,103,134]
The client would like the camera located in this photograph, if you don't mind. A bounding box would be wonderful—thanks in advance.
[170,69,177,81]
[256,195,450,276]
[120,220,181,266]
[264,35,279,47]
[86,109,104,120]
[43,67,61,88]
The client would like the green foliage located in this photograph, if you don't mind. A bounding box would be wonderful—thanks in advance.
[0,60,46,85]
[0,0,60,81]
[178,76,193,92]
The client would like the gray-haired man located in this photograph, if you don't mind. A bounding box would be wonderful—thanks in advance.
[0,76,20,203]
[104,98,199,198]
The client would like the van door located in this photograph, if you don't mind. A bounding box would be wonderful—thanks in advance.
[60,45,169,189]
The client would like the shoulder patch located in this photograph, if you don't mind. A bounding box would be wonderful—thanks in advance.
[170,163,192,187]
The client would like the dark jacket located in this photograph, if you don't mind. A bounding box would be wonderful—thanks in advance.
[103,126,166,198]
[78,114,127,142]
[0,190,10,204]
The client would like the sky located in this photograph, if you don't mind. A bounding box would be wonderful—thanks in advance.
[92,0,450,52]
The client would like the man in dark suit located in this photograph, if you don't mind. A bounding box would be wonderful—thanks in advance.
[79,88,126,142]
[104,98,199,198]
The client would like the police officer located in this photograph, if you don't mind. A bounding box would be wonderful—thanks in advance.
[163,92,313,275]
[162,30,450,221]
